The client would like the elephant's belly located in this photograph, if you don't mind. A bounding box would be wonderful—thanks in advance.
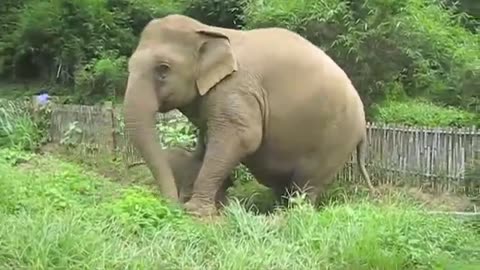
[242,146,298,188]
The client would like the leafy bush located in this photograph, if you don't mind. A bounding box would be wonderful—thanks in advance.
[347,0,480,111]
[244,0,351,46]
[372,99,479,127]
[1,0,133,81]
[103,186,185,234]
[106,0,189,35]
[184,0,246,28]
[387,0,479,110]
[0,0,186,100]
[73,51,128,104]
[156,117,198,148]
[0,0,28,76]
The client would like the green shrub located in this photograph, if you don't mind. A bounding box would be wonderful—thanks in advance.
[0,0,28,76]
[372,99,479,127]
[244,0,351,48]
[349,0,480,110]
[1,0,133,82]
[184,0,246,28]
[106,0,189,35]
[393,0,479,109]
[103,186,186,234]
[1,0,186,89]
[73,51,128,104]
[155,117,198,148]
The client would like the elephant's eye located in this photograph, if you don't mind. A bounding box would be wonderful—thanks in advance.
[154,64,170,81]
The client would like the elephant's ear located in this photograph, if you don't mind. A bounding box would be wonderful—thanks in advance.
[195,29,238,96]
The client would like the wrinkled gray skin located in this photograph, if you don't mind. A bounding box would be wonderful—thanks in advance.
[123,14,375,217]
[165,147,233,208]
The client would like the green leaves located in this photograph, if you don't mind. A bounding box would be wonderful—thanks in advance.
[73,51,128,104]
[184,0,246,29]
[102,186,187,234]
[372,99,478,127]
[156,118,198,148]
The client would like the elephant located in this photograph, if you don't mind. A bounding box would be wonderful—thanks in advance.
[123,14,375,217]
[165,146,233,208]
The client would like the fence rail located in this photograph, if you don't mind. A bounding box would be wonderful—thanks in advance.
[3,98,479,193]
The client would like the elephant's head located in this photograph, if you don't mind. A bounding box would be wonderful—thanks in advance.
[123,14,238,200]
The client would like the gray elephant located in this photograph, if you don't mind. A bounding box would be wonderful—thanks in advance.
[123,14,375,217]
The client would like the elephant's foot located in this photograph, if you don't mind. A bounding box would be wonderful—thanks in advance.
[184,198,218,217]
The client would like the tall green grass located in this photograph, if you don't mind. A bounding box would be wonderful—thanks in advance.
[0,99,43,150]
[0,149,479,269]
[0,94,478,269]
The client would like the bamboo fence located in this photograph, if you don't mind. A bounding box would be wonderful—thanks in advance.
[3,99,479,193]
[338,123,479,193]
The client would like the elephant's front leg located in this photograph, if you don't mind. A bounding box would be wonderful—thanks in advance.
[184,123,262,217]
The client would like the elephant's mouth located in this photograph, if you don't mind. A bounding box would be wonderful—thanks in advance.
[158,106,173,113]
[157,105,175,113]
[157,93,176,113]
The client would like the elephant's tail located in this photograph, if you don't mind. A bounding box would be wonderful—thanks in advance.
[356,135,376,192]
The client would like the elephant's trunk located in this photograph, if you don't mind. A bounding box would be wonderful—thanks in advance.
[123,74,178,201]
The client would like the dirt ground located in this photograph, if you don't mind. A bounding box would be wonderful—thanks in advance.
[374,184,478,212]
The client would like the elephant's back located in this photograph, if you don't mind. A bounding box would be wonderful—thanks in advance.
[235,28,365,124]
[233,27,356,101]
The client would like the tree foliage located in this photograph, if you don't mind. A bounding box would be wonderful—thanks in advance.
[244,0,479,114]
[0,0,478,124]
[0,0,186,103]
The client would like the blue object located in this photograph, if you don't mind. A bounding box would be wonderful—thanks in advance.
[36,93,50,105]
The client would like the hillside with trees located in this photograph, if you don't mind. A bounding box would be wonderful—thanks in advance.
[0,0,479,126]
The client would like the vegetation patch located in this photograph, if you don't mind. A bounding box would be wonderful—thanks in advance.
[1,148,479,269]
[372,99,479,127]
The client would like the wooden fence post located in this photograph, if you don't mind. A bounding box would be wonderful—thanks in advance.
[104,101,118,160]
